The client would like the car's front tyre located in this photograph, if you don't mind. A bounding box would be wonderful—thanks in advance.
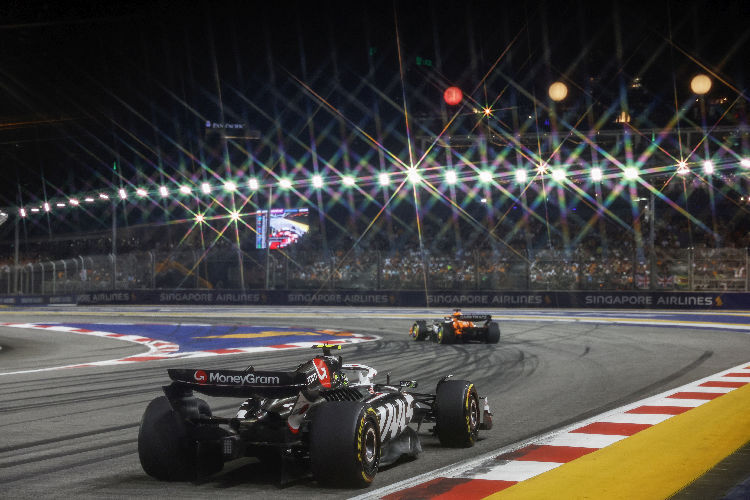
[434,380,480,447]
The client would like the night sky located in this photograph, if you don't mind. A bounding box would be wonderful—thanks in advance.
[1,1,748,240]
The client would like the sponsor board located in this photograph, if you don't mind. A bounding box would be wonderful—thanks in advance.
[287,292,394,305]
[0,290,747,309]
[78,292,132,304]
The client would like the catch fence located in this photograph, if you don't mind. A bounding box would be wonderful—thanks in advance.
[2,246,747,294]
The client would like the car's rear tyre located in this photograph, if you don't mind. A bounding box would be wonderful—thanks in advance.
[437,322,455,344]
[196,398,211,416]
[310,402,380,488]
[410,320,427,341]
[486,322,500,344]
[435,380,479,447]
[138,396,197,481]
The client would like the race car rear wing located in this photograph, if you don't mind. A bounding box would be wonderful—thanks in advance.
[167,368,309,398]
[446,313,492,322]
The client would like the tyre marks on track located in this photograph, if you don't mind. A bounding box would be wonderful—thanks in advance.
[364,360,750,499]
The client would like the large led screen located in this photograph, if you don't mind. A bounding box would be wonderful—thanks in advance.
[255,208,310,249]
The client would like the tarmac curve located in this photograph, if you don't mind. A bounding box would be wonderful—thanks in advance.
[2,306,750,499]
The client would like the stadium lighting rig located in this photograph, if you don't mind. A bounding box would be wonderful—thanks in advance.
[9,157,748,218]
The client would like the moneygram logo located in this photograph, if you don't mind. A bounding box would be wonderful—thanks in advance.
[194,370,208,384]
[209,372,281,385]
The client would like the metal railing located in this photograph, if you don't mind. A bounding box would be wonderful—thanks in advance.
[1,246,747,295]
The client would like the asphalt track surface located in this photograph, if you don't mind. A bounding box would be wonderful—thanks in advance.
[2,306,750,499]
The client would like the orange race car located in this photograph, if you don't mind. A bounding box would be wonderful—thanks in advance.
[409,309,500,344]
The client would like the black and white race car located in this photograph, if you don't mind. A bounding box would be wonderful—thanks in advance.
[138,345,492,488]
[410,309,501,344]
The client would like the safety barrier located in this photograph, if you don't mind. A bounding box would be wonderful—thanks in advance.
[2,289,748,309]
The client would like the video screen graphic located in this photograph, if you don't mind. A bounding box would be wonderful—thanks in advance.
[255,208,309,249]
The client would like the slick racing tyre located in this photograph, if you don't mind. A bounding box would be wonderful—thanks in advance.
[310,402,380,488]
[435,380,479,447]
[486,322,500,344]
[437,322,455,344]
[410,320,427,341]
[138,396,198,481]
[197,397,211,417]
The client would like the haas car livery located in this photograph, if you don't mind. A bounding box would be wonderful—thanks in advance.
[138,344,492,488]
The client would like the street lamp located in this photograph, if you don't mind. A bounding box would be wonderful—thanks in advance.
[548,82,568,102]
[690,74,712,95]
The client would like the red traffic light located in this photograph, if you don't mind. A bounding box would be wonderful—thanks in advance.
[443,86,463,106]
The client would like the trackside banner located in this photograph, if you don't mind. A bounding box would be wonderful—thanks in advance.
[1,290,749,309]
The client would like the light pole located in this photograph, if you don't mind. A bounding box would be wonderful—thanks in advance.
[691,74,716,246]
[264,184,273,290]
[13,214,21,294]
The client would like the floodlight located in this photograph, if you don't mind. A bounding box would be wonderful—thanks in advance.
[590,167,603,182]
[515,169,528,183]
[444,170,457,185]
[224,181,237,192]
[551,169,566,182]
[179,185,191,194]
[623,167,639,180]
[201,182,211,194]
[84,197,94,203]
[99,193,109,200]
[159,186,169,197]
[136,188,148,197]
[279,178,292,190]
[741,158,750,168]
[195,213,205,223]
[20,208,27,217]
[69,198,80,206]
[342,175,355,187]
[248,178,259,190]
[230,210,240,221]
[312,174,324,188]
[676,161,690,175]
[703,160,714,175]
[118,188,127,200]
[479,170,493,183]
[43,202,50,212]
[378,172,391,187]
[30,207,40,213]
[407,167,421,184]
